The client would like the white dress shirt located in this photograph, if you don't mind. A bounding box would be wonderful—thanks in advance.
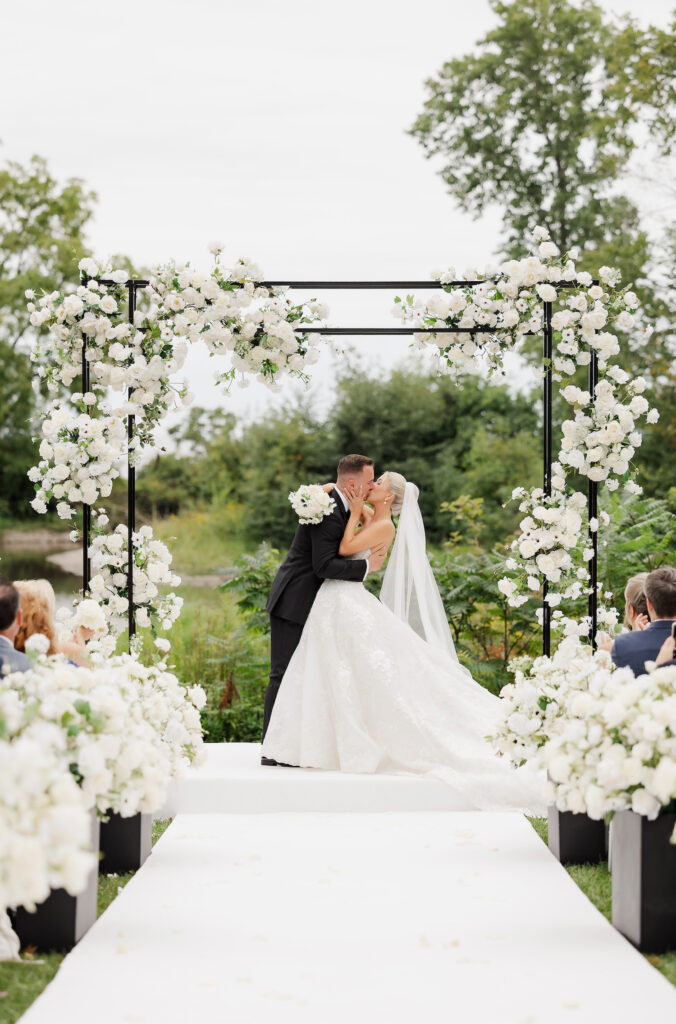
[333,486,369,580]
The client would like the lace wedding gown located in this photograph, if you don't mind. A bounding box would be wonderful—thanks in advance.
[262,550,546,814]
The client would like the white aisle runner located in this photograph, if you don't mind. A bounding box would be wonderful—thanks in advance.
[19,810,676,1024]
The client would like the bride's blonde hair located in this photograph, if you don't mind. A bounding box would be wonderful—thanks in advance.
[386,472,408,515]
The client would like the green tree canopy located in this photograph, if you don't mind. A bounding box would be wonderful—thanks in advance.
[409,0,662,263]
[0,153,97,349]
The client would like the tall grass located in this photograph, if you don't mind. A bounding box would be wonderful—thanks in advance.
[151,504,247,574]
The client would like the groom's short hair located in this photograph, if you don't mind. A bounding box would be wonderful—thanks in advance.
[337,454,374,479]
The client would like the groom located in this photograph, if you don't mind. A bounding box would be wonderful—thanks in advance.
[262,454,386,762]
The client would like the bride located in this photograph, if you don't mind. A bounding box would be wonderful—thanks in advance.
[262,471,545,813]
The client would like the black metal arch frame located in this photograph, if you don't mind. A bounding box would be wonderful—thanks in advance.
[80,278,599,656]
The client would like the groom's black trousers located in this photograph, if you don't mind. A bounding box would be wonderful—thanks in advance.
[262,614,305,740]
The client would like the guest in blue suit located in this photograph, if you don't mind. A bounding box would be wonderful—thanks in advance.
[0,578,31,673]
[611,566,676,676]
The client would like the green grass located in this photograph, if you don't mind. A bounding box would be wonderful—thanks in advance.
[151,507,246,575]
[0,820,172,1024]
[529,817,676,986]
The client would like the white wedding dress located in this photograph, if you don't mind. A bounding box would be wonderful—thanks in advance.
[262,485,546,814]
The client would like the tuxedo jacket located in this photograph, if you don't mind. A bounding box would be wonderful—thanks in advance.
[266,494,367,626]
[612,618,676,676]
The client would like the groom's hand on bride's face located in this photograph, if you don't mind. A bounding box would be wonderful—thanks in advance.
[368,545,387,572]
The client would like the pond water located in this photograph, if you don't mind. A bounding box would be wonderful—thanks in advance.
[0,548,80,610]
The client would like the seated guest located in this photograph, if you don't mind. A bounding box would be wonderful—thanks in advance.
[612,566,676,676]
[0,578,31,673]
[14,579,89,666]
[598,572,649,652]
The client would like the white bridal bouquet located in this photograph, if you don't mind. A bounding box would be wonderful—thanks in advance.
[288,484,336,525]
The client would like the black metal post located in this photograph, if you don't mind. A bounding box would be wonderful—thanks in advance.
[588,349,599,648]
[81,333,91,594]
[542,301,553,657]
[127,283,137,643]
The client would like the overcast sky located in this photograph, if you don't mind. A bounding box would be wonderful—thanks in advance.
[2,0,673,439]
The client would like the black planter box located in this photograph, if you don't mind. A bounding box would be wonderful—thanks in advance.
[10,814,99,951]
[612,810,676,953]
[548,806,607,865]
[100,811,152,874]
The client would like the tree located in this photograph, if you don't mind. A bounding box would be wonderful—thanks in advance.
[0,343,37,517]
[409,0,653,263]
[0,154,97,349]
[409,0,676,498]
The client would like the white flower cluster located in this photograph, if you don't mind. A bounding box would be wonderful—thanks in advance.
[498,472,596,608]
[27,250,329,533]
[397,226,655,619]
[28,403,127,518]
[2,653,205,821]
[559,374,656,492]
[144,256,327,395]
[288,484,337,525]
[494,644,676,836]
[86,522,183,639]
[0,696,96,914]
[493,639,611,765]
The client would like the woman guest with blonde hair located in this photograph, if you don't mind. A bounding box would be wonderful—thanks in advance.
[598,572,649,653]
[14,579,90,666]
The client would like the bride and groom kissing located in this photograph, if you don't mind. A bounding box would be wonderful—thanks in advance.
[261,453,545,813]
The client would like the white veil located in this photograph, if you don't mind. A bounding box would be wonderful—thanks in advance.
[380,481,461,663]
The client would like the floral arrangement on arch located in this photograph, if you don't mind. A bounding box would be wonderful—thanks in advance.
[394,226,657,620]
[85,518,183,644]
[26,246,329,642]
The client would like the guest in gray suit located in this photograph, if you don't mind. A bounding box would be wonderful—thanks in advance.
[0,578,31,673]
[611,567,676,676]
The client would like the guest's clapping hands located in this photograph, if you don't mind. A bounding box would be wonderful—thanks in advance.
[655,634,675,667]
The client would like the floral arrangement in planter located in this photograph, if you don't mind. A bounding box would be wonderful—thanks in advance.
[0,693,97,916]
[493,642,676,841]
[2,652,205,820]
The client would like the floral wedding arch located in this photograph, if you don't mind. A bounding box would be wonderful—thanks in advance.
[25,227,656,661]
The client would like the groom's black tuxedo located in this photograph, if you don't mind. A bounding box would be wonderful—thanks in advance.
[262,493,368,740]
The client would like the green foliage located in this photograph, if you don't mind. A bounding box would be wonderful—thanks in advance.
[136,368,543,551]
[0,341,37,516]
[200,626,270,743]
[598,494,676,617]
[409,0,656,260]
[0,154,96,349]
[431,544,540,693]
[221,543,280,634]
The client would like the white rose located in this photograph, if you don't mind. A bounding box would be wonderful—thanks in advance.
[536,284,557,302]
[498,578,517,598]
[75,599,107,633]
[651,759,676,805]
[631,788,662,819]
[24,633,51,655]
